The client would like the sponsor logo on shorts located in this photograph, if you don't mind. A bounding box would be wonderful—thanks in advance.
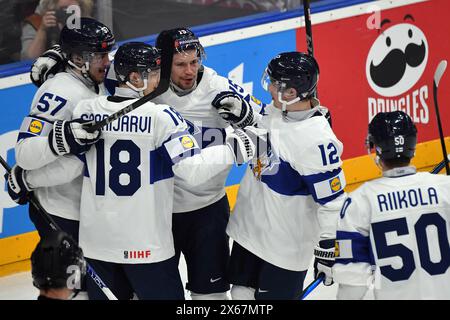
[210,277,222,283]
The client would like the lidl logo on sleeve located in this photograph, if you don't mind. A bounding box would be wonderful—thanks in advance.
[335,241,340,258]
[180,136,194,149]
[28,119,44,135]
[251,95,262,105]
[329,177,342,192]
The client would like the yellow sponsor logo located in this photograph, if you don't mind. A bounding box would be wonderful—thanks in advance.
[181,136,194,149]
[28,120,43,134]
[251,95,262,105]
[330,177,341,192]
[335,241,340,258]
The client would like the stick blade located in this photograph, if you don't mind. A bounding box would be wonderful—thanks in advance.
[434,60,447,87]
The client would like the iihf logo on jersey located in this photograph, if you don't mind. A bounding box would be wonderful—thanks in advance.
[365,14,430,124]
[124,250,151,260]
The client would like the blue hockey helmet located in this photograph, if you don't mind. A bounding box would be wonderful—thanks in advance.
[114,42,161,83]
[262,51,319,100]
[60,17,115,56]
[31,230,86,290]
[366,111,417,160]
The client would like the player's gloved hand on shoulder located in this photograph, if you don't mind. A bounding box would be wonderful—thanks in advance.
[212,91,255,128]
[226,126,268,165]
[5,165,31,205]
[49,119,102,156]
[30,45,65,87]
[313,239,336,286]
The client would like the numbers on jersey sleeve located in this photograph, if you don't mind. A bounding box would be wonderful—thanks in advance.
[228,79,245,95]
[36,93,67,116]
[163,107,184,126]
[318,143,339,166]
[372,212,450,282]
[95,139,142,196]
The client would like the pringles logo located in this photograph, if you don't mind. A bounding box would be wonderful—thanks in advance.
[366,14,430,124]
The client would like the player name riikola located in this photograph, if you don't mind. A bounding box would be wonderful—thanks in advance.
[81,113,151,134]
[368,85,429,123]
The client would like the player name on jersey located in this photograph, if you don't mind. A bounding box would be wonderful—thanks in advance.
[377,187,438,213]
[80,113,152,134]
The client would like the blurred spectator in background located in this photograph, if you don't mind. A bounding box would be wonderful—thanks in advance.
[21,0,94,60]
[0,0,36,64]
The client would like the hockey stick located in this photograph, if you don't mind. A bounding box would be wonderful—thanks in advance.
[303,0,333,128]
[300,274,325,300]
[431,154,450,174]
[0,156,118,300]
[303,0,314,57]
[433,60,449,175]
[84,33,174,133]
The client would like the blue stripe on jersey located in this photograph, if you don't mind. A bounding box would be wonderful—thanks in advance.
[171,146,201,164]
[259,158,344,204]
[302,168,345,205]
[17,115,54,141]
[76,154,90,178]
[260,158,310,196]
[27,114,54,123]
[164,130,202,165]
[149,146,174,184]
[17,132,35,142]
[335,231,375,265]
[195,127,226,149]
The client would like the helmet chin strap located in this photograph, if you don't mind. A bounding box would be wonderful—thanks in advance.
[277,92,300,118]
[67,60,90,79]
[67,60,99,93]
[126,78,148,97]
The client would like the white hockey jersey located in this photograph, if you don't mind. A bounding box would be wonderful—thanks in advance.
[28,90,235,263]
[227,104,346,271]
[15,70,102,220]
[153,66,264,213]
[333,167,450,299]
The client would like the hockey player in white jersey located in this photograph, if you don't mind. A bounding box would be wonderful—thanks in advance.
[212,52,346,299]
[23,41,264,299]
[6,17,113,241]
[23,26,264,300]
[149,27,265,300]
[333,111,450,300]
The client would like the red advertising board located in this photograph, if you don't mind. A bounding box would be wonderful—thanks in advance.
[297,0,450,160]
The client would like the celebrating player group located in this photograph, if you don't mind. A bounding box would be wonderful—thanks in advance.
[4,15,449,300]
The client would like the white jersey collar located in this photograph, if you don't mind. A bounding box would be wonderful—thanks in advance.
[383,166,417,178]
[271,98,328,122]
[66,67,98,93]
[114,87,141,99]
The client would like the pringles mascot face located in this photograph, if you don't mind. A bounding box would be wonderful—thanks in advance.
[366,15,428,97]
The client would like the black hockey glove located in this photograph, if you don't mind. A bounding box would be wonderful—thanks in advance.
[48,119,102,156]
[5,165,31,205]
[212,91,255,128]
[30,45,65,87]
[313,239,336,286]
